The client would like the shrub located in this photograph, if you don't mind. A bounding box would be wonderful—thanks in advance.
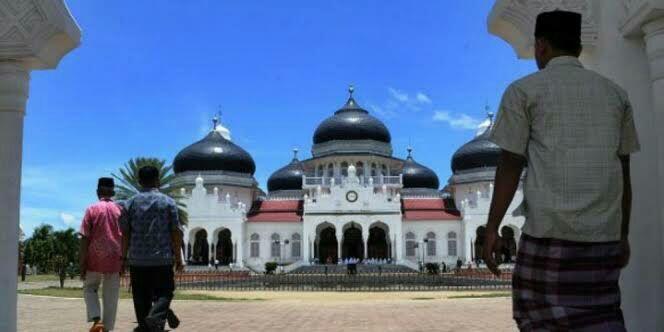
[425,263,440,275]
[265,262,278,274]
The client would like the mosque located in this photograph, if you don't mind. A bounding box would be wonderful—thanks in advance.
[172,87,525,272]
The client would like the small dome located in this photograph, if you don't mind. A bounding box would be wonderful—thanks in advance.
[402,148,440,189]
[173,125,256,175]
[313,86,391,144]
[267,149,304,192]
[451,113,501,173]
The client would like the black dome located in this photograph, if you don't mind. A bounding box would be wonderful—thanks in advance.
[313,88,391,144]
[173,131,256,175]
[267,152,304,192]
[451,121,501,173]
[402,149,440,189]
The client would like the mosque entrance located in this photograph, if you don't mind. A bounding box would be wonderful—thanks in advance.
[474,226,486,262]
[500,226,517,263]
[192,229,209,265]
[216,229,233,265]
[342,226,364,260]
[367,227,389,259]
[317,227,338,264]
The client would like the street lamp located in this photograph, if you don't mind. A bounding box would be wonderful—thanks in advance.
[423,238,429,265]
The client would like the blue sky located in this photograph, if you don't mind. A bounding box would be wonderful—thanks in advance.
[20,1,535,236]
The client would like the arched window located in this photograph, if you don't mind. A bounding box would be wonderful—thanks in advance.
[341,162,349,176]
[250,233,260,258]
[327,163,334,177]
[271,233,281,258]
[371,163,377,176]
[447,232,457,256]
[317,165,323,177]
[356,162,364,178]
[406,232,417,257]
[291,233,301,258]
[426,232,436,256]
[381,165,388,176]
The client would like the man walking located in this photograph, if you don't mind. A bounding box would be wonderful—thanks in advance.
[79,178,123,332]
[484,10,640,331]
[122,166,183,331]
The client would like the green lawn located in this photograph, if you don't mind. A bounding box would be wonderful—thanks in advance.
[447,292,511,299]
[19,274,63,283]
[18,287,263,302]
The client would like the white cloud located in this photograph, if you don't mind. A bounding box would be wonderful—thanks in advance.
[432,111,483,130]
[416,92,432,104]
[388,87,409,103]
[60,212,77,226]
[369,104,397,119]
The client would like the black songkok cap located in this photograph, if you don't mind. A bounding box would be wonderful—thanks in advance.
[535,10,582,51]
[98,177,114,188]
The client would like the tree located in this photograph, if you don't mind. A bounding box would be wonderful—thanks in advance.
[112,157,188,225]
[23,224,55,273]
[51,229,79,288]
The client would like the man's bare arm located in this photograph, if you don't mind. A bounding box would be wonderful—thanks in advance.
[620,155,632,240]
[484,150,526,276]
[171,230,183,271]
[79,236,89,279]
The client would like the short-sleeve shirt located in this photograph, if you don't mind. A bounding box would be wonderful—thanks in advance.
[80,198,123,273]
[489,56,640,242]
[121,188,180,266]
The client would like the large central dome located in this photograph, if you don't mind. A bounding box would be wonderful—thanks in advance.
[313,86,391,145]
[173,121,256,175]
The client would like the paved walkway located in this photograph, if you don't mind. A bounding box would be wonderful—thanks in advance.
[18,293,517,331]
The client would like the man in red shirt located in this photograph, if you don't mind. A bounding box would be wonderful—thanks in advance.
[79,178,123,332]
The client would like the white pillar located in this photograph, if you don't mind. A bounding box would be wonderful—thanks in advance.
[0,62,28,332]
[336,229,343,260]
[362,228,369,259]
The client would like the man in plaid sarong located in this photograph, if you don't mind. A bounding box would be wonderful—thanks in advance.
[483,10,640,331]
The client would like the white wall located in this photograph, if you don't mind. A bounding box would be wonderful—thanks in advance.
[402,220,462,265]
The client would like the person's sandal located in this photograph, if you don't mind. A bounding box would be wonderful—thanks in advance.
[89,322,105,332]
[167,309,180,329]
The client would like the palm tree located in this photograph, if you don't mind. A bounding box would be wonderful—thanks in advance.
[112,157,188,225]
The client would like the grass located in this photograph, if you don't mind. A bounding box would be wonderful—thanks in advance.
[18,287,263,302]
[447,292,511,299]
[19,274,62,283]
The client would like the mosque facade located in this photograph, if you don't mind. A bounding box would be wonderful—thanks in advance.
[173,87,524,272]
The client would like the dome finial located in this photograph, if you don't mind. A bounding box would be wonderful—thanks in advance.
[348,84,355,97]
[407,146,413,159]
[292,147,299,160]
[212,114,219,130]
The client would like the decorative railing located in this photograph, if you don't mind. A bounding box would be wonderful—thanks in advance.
[302,175,402,188]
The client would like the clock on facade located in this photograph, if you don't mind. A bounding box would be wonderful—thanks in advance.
[346,190,358,202]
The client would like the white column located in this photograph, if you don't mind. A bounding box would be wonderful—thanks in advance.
[0,5,80,328]
[236,224,245,267]
[336,229,343,260]
[0,62,28,332]
[362,228,369,259]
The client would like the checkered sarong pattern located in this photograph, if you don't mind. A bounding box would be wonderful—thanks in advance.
[512,234,626,331]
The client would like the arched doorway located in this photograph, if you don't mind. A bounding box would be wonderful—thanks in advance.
[317,226,338,264]
[193,229,209,265]
[474,226,486,262]
[216,229,233,265]
[500,226,517,263]
[342,225,363,260]
[367,226,389,259]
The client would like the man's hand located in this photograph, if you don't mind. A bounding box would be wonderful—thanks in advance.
[80,267,86,281]
[120,260,127,277]
[618,239,631,269]
[175,259,184,273]
[483,229,501,277]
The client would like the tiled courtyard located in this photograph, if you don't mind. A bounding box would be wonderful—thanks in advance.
[18,292,517,331]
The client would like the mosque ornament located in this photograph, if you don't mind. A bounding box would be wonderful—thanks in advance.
[346,190,359,203]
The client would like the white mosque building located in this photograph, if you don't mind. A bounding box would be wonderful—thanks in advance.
[173,87,525,272]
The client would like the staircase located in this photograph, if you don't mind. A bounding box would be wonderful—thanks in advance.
[288,264,417,275]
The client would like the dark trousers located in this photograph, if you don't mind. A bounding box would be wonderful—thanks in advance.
[130,265,174,330]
